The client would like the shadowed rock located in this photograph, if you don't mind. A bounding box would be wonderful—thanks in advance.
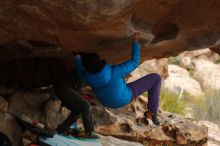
[1,0,220,60]
[1,0,220,85]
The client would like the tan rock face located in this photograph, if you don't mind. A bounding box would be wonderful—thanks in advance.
[179,49,219,63]
[92,100,208,146]
[1,0,220,60]
[127,58,168,83]
[139,59,168,78]
[1,0,220,85]
[193,59,220,90]
[199,121,220,146]
[164,65,203,96]
[178,48,219,69]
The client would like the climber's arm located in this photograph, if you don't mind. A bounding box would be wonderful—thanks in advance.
[112,32,141,77]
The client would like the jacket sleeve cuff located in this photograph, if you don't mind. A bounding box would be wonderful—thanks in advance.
[74,54,81,59]
[132,42,140,49]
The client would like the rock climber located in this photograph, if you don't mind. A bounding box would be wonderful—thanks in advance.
[74,31,161,125]
[53,71,98,138]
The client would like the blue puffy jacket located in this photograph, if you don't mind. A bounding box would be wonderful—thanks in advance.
[74,42,140,108]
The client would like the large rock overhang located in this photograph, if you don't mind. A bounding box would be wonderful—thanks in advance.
[0,0,220,85]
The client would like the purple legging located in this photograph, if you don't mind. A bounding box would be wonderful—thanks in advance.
[127,73,161,113]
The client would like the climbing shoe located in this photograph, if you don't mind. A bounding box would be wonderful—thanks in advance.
[85,132,99,139]
[144,111,160,126]
[63,129,80,137]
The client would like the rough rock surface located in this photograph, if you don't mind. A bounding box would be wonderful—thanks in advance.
[7,91,70,129]
[1,0,220,85]
[169,48,220,73]
[179,49,220,69]
[7,91,50,122]
[44,99,70,129]
[0,113,23,146]
[92,98,208,146]
[1,0,220,60]
[0,96,8,111]
[0,87,209,146]
[199,121,220,146]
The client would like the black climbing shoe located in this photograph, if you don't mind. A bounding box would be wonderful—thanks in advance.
[85,132,99,139]
[152,113,160,126]
[144,111,160,126]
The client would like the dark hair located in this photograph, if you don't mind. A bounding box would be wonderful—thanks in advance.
[81,52,105,73]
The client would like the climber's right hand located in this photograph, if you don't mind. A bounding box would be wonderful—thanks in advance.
[133,31,141,42]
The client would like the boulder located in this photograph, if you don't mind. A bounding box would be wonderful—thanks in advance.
[127,58,168,83]
[44,99,70,129]
[1,0,220,61]
[0,87,209,146]
[164,76,203,96]
[179,49,217,60]
[0,84,17,97]
[199,121,220,146]
[146,120,207,145]
[179,49,219,69]
[0,96,8,111]
[2,0,220,86]
[92,98,208,145]
[167,64,189,77]
[140,58,168,78]
[193,59,220,90]
[7,91,50,123]
[164,65,203,96]
[0,113,23,146]
[179,56,193,69]
[7,91,70,129]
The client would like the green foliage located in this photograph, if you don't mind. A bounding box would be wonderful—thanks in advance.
[185,95,206,119]
[188,68,195,77]
[168,57,180,65]
[159,89,187,115]
[146,88,220,126]
[191,89,220,125]
[215,57,220,64]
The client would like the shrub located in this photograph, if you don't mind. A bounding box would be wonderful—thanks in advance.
[159,89,187,115]
[145,88,220,126]
[192,89,220,125]
[188,68,195,77]
[214,57,220,64]
[168,57,180,65]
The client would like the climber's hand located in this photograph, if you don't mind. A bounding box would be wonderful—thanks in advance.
[72,51,83,56]
[133,31,141,42]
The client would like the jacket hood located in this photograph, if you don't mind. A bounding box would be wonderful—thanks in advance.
[85,63,111,88]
